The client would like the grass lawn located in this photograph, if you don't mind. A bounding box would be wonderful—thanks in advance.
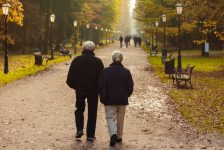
[0,53,74,87]
[143,44,224,133]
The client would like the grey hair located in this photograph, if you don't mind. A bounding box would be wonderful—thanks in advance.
[112,51,123,62]
[83,41,95,51]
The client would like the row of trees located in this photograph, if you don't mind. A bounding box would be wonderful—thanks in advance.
[134,0,224,51]
[0,0,121,53]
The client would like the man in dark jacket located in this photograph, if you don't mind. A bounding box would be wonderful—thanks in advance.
[119,36,123,48]
[66,41,104,142]
[99,51,134,146]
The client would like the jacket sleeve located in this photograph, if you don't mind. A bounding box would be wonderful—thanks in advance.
[98,59,104,75]
[97,59,104,91]
[66,60,76,89]
[98,69,105,93]
[127,70,134,97]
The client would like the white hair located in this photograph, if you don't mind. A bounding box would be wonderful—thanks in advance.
[112,51,123,62]
[83,41,95,51]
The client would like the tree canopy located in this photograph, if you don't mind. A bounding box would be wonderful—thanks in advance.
[134,0,224,49]
[0,0,121,52]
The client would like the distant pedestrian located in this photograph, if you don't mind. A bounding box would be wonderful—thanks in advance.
[66,41,104,142]
[138,37,142,47]
[99,51,134,146]
[134,36,138,47]
[119,36,123,48]
[128,36,131,46]
[124,36,129,48]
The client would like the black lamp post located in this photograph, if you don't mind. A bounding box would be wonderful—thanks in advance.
[151,24,154,47]
[2,2,10,74]
[108,29,111,43]
[155,19,159,47]
[95,26,98,47]
[86,24,90,40]
[73,20,77,54]
[101,27,104,44]
[80,21,83,46]
[141,31,144,39]
[176,3,183,71]
[50,13,55,60]
[105,28,108,44]
[161,14,167,50]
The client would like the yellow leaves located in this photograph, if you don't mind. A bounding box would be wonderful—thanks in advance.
[214,31,224,41]
[0,0,24,26]
[193,40,206,45]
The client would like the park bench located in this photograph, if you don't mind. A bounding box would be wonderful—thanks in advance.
[59,49,72,58]
[172,64,195,88]
[34,52,49,66]
[98,42,104,46]
[149,46,158,56]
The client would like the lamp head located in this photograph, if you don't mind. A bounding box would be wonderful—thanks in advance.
[176,3,183,15]
[2,2,10,15]
[50,13,56,23]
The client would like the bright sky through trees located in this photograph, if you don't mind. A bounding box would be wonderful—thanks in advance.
[130,0,137,35]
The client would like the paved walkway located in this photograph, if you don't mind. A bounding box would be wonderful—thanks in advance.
[0,43,223,149]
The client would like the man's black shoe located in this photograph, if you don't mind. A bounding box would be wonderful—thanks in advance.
[86,137,96,142]
[116,138,122,143]
[110,134,117,146]
[75,131,83,138]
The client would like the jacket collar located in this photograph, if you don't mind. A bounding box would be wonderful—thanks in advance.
[82,50,95,56]
[110,62,123,67]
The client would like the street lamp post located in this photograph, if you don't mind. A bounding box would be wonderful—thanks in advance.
[151,24,154,47]
[141,31,144,39]
[2,2,10,74]
[73,20,78,54]
[50,13,55,60]
[86,24,90,40]
[95,26,98,47]
[80,21,83,46]
[108,29,111,44]
[105,28,108,44]
[155,20,159,47]
[162,14,167,50]
[176,3,183,71]
[101,28,104,44]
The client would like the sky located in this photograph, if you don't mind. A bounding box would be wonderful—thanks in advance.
[129,0,137,35]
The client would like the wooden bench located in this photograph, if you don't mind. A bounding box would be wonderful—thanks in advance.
[150,46,158,56]
[172,64,195,88]
[59,49,72,58]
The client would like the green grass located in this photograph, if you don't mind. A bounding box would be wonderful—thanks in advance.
[181,57,224,72]
[143,44,224,133]
[0,54,73,87]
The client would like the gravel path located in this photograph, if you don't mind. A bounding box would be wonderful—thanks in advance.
[0,42,223,150]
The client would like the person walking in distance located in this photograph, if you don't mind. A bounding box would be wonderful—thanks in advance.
[99,51,134,146]
[119,36,123,48]
[138,36,142,47]
[134,36,138,47]
[124,36,129,48]
[66,41,104,142]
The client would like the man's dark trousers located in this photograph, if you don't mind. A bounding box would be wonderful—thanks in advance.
[75,90,98,138]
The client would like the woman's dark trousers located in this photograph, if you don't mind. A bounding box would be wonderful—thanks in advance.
[75,91,98,138]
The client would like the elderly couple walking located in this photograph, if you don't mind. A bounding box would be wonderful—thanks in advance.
[66,41,134,146]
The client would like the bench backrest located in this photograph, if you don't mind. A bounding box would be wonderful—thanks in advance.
[185,64,195,77]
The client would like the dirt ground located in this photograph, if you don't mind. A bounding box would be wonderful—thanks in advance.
[0,43,224,150]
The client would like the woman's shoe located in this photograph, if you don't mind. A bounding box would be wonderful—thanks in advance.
[110,134,117,146]
[86,137,96,142]
[116,138,122,143]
